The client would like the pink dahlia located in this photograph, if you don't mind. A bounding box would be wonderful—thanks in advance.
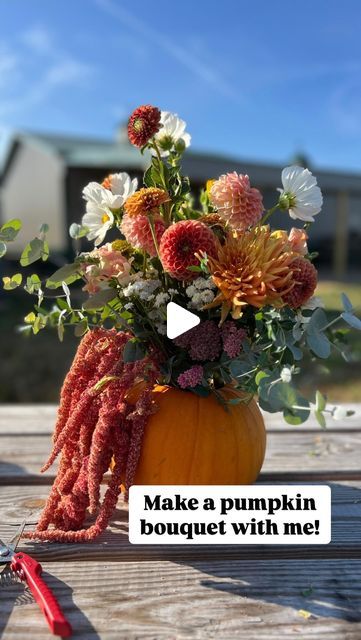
[210,172,264,231]
[128,105,161,147]
[81,243,132,293]
[221,321,247,358]
[174,320,221,361]
[283,257,318,308]
[159,220,217,280]
[120,213,165,257]
[288,227,308,256]
[177,365,203,389]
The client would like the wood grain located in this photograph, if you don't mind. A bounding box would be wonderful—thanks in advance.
[1,429,360,484]
[0,405,361,638]
[1,559,361,639]
[0,484,359,563]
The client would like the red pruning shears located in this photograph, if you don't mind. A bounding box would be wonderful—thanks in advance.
[0,521,72,637]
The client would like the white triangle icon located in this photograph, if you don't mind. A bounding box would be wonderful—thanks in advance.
[166,302,200,339]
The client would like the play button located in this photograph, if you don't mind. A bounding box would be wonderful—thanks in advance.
[166,302,200,339]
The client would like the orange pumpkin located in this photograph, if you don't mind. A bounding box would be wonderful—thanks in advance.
[124,385,266,485]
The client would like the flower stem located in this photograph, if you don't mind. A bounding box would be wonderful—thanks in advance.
[151,140,171,224]
[147,214,162,261]
[260,205,279,226]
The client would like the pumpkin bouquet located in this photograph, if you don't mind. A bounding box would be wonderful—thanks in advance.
[2,104,361,542]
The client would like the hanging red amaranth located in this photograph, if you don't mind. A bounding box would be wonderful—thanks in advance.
[25,328,159,543]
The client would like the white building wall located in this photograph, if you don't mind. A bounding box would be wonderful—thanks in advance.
[1,142,66,256]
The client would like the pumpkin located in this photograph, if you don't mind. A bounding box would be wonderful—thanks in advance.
[124,385,266,485]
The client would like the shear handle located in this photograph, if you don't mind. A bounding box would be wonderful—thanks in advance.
[11,552,72,637]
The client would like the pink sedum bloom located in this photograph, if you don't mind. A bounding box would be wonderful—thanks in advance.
[82,243,133,293]
[177,365,203,389]
[288,227,308,256]
[221,321,247,358]
[210,172,264,231]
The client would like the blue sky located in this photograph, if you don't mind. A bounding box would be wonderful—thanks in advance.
[1,0,361,171]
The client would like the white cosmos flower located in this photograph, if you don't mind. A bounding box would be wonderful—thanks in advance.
[82,203,114,246]
[82,173,137,210]
[153,111,191,156]
[278,165,323,222]
[107,172,138,205]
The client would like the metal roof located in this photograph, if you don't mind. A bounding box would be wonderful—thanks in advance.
[1,130,361,193]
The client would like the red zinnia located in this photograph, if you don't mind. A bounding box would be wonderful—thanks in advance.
[128,105,161,147]
[283,257,318,308]
[159,220,218,280]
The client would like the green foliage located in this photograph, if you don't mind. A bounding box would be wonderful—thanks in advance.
[123,338,146,363]
[0,219,22,258]
[2,273,22,290]
[46,263,81,289]
[20,237,49,266]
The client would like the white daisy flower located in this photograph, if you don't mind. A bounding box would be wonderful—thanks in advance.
[82,203,114,246]
[153,111,191,157]
[278,165,323,222]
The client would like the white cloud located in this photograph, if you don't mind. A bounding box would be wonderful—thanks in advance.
[22,26,54,55]
[0,47,19,88]
[94,0,242,103]
[0,26,96,120]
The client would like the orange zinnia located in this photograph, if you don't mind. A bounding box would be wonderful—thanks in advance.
[205,226,296,322]
[124,187,170,217]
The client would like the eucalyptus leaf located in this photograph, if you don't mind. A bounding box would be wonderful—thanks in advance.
[24,274,42,294]
[74,320,88,337]
[314,410,326,428]
[306,331,331,359]
[46,262,80,289]
[341,312,361,330]
[83,288,117,310]
[122,339,146,363]
[341,293,353,313]
[307,308,328,333]
[315,390,327,412]
[2,273,22,290]
[20,238,48,267]
[69,223,89,239]
[0,219,22,242]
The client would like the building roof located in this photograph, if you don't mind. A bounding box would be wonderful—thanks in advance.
[1,130,361,193]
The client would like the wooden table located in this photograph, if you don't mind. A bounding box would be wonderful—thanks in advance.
[0,405,360,639]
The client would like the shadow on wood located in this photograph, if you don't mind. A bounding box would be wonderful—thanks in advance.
[0,568,100,639]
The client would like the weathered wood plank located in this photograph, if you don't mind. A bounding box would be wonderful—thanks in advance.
[1,429,361,484]
[0,404,360,435]
[1,559,361,639]
[0,484,360,563]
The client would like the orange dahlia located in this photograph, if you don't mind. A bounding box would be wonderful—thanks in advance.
[124,187,170,218]
[128,105,161,147]
[205,226,296,321]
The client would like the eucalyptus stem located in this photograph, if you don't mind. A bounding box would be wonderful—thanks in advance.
[321,315,342,332]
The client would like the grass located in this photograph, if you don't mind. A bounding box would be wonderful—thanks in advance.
[315,281,361,314]
[299,280,361,402]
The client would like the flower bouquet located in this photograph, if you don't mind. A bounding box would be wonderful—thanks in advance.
[2,104,361,543]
